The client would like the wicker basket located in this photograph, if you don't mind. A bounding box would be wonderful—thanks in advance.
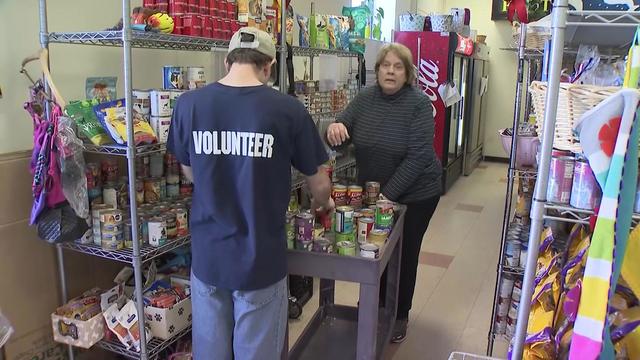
[529,81,620,153]
[512,25,550,49]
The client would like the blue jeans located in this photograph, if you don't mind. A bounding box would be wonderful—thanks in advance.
[191,272,288,360]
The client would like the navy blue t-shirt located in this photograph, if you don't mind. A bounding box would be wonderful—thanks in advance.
[167,83,328,290]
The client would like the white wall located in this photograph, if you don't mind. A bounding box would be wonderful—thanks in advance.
[417,0,516,158]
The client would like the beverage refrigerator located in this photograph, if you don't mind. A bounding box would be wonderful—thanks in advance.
[394,31,488,192]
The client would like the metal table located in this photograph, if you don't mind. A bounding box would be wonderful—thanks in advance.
[286,208,405,360]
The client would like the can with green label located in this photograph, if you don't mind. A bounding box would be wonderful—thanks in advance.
[375,200,394,230]
[335,231,356,244]
[337,241,356,256]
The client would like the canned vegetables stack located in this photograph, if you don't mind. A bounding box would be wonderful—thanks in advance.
[294,81,351,115]
[286,179,397,259]
[85,153,192,251]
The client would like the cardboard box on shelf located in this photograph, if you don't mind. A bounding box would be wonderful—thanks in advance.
[50,312,105,349]
[144,276,192,340]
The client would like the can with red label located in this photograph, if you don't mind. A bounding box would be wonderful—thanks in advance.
[199,0,209,14]
[187,0,198,13]
[175,208,189,236]
[332,184,348,206]
[357,217,374,244]
[169,0,186,14]
[347,185,363,208]
[547,151,575,204]
[183,13,203,36]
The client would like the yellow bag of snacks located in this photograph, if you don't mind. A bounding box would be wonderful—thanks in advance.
[94,99,157,145]
[622,224,640,300]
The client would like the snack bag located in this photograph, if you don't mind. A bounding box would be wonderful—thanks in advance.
[117,300,151,352]
[86,77,117,103]
[286,5,294,45]
[297,14,309,47]
[622,224,640,300]
[104,303,133,350]
[65,100,112,145]
[94,99,157,145]
[339,16,351,51]
[327,16,339,49]
[342,6,369,54]
[315,15,329,49]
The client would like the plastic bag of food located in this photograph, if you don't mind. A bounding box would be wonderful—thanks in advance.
[65,100,112,145]
[117,300,151,352]
[56,116,90,219]
[94,99,157,145]
[327,16,340,49]
[297,14,309,47]
[0,308,14,348]
[104,303,134,350]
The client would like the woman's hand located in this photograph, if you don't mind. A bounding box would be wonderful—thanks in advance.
[326,123,350,146]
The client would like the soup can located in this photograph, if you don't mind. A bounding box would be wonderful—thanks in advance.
[175,208,189,237]
[164,212,178,239]
[359,243,380,259]
[495,316,507,335]
[505,240,521,267]
[365,181,380,205]
[335,231,355,244]
[360,208,375,218]
[163,66,183,90]
[136,156,151,178]
[497,295,511,317]
[512,280,523,303]
[101,159,119,183]
[337,241,356,256]
[132,89,151,115]
[547,153,575,204]
[499,275,515,298]
[102,233,124,251]
[180,177,193,195]
[368,229,388,247]
[285,212,296,249]
[91,204,114,245]
[313,224,325,240]
[135,178,145,205]
[102,183,119,209]
[148,217,168,247]
[166,174,181,199]
[124,220,143,249]
[295,212,314,243]
[332,184,348,207]
[144,178,162,203]
[100,209,124,228]
[375,200,394,230]
[186,66,206,89]
[570,158,601,210]
[347,185,363,208]
[150,153,164,178]
[335,206,354,234]
[313,238,333,253]
[357,217,374,244]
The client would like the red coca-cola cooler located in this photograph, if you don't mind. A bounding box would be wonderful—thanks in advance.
[394,31,478,192]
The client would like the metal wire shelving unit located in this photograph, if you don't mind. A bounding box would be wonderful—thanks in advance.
[486,24,542,355]
[40,1,361,359]
[508,6,640,359]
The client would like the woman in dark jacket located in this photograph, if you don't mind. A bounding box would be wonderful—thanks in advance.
[327,43,443,343]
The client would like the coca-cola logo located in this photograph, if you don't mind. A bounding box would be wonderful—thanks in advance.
[415,58,440,116]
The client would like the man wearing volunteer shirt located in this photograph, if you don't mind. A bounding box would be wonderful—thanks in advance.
[167,27,333,359]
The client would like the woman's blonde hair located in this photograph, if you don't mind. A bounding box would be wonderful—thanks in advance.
[374,43,416,85]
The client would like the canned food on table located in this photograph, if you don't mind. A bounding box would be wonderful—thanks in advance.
[337,241,356,256]
[335,206,354,234]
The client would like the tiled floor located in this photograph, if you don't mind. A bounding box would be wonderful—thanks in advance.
[287,162,511,360]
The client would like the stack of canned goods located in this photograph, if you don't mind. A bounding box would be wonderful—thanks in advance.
[495,275,522,337]
[504,223,530,269]
[100,209,125,251]
[87,152,193,211]
[546,150,602,211]
[294,81,350,115]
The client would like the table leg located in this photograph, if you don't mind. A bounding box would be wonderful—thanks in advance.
[357,282,380,359]
[319,279,335,306]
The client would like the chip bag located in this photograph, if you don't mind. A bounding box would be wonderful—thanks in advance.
[297,14,309,47]
[93,99,157,145]
[65,100,112,145]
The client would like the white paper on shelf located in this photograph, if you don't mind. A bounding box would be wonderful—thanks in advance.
[318,54,339,92]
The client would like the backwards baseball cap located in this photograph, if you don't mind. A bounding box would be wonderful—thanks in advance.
[228,27,277,60]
